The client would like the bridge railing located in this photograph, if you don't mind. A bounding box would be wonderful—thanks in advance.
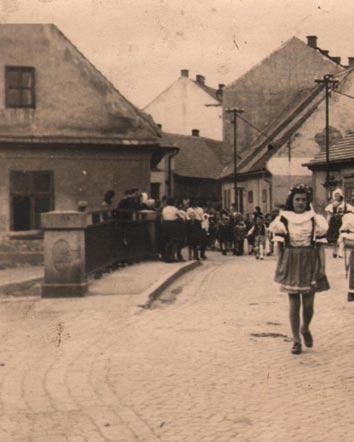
[40,209,158,297]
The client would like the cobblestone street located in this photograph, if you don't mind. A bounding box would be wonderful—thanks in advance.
[0,251,353,441]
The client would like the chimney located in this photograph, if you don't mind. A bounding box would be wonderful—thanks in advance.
[181,69,189,78]
[331,56,341,65]
[192,129,200,137]
[216,83,225,101]
[196,74,205,85]
[157,123,162,129]
[348,57,354,67]
[306,35,318,49]
[320,49,329,57]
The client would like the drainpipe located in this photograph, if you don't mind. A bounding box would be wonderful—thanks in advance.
[263,171,273,211]
[167,149,179,197]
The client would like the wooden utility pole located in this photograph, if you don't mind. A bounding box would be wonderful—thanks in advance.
[315,74,339,198]
[226,108,244,211]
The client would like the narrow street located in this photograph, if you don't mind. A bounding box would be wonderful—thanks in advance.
[0,252,353,442]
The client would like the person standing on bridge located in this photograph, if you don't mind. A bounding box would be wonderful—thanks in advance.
[270,184,329,355]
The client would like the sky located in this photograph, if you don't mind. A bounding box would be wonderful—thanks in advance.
[1,0,353,108]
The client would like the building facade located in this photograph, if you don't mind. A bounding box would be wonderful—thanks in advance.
[0,24,166,263]
[221,35,352,212]
[144,70,224,141]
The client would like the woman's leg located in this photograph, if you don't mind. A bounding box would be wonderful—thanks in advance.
[288,293,301,343]
[301,292,315,333]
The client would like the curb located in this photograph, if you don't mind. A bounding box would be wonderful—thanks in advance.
[0,277,43,297]
[141,260,202,309]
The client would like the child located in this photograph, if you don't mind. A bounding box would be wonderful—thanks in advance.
[233,214,247,256]
[325,188,353,258]
[270,184,329,355]
[218,213,233,255]
[247,215,267,260]
[186,210,202,260]
[338,212,354,301]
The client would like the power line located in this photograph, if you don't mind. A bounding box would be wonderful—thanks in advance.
[236,113,275,145]
[334,90,354,100]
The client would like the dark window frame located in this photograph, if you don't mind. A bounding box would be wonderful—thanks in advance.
[262,188,268,203]
[5,66,36,109]
[10,170,54,231]
[248,190,253,204]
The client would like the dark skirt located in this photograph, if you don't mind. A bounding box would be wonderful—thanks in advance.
[327,214,342,243]
[275,246,330,294]
[161,220,179,244]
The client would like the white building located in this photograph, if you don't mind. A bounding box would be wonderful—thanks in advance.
[144,70,223,141]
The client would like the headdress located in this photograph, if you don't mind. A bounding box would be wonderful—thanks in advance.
[284,183,312,211]
[332,188,344,199]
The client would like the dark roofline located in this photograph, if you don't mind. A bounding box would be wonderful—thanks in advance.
[0,135,160,146]
[226,36,345,91]
[304,158,354,169]
[220,83,326,179]
[220,168,270,182]
[192,80,221,102]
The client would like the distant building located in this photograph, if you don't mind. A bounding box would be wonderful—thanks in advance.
[162,131,226,205]
[302,67,354,210]
[221,65,354,214]
[221,35,349,212]
[0,24,169,264]
[144,70,224,141]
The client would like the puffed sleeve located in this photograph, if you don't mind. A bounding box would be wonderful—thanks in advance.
[269,216,287,243]
[314,214,328,243]
[325,203,333,214]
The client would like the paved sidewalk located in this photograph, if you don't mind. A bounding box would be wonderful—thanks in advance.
[0,258,200,300]
[88,260,201,300]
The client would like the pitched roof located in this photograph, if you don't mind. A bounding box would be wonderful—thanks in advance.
[192,80,221,102]
[223,36,346,155]
[305,132,354,168]
[221,67,354,179]
[0,24,160,144]
[162,133,226,179]
[220,85,325,178]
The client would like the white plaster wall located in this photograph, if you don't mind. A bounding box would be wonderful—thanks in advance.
[222,178,271,214]
[144,77,222,140]
[267,157,312,177]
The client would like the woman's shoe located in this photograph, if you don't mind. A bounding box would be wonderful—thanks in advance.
[301,329,313,348]
[291,342,302,355]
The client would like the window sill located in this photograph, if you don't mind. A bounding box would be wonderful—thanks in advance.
[8,230,43,240]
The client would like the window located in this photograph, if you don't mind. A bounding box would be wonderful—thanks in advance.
[10,171,54,231]
[248,190,253,204]
[262,189,268,203]
[5,66,35,108]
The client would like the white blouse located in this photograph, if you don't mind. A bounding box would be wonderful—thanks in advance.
[325,201,353,214]
[161,205,180,221]
[269,210,328,247]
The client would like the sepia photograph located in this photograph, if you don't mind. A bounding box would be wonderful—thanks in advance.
[0,0,353,440]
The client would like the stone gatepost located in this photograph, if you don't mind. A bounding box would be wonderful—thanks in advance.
[41,211,88,297]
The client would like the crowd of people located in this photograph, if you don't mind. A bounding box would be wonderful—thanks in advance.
[101,189,281,263]
[157,199,279,263]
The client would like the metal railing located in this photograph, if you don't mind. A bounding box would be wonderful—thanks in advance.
[85,209,157,274]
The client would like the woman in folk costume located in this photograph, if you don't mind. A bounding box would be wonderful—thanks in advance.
[269,184,329,355]
[338,212,354,301]
[325,188,353,258]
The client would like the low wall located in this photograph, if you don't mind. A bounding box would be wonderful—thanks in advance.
[41,209,157,297]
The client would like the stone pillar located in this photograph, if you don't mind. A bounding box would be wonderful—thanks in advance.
[41,211,88,297]
[137,210,158,257]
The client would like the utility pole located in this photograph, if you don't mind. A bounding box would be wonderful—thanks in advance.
[315,74,339,198]
[226,108,244,211]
